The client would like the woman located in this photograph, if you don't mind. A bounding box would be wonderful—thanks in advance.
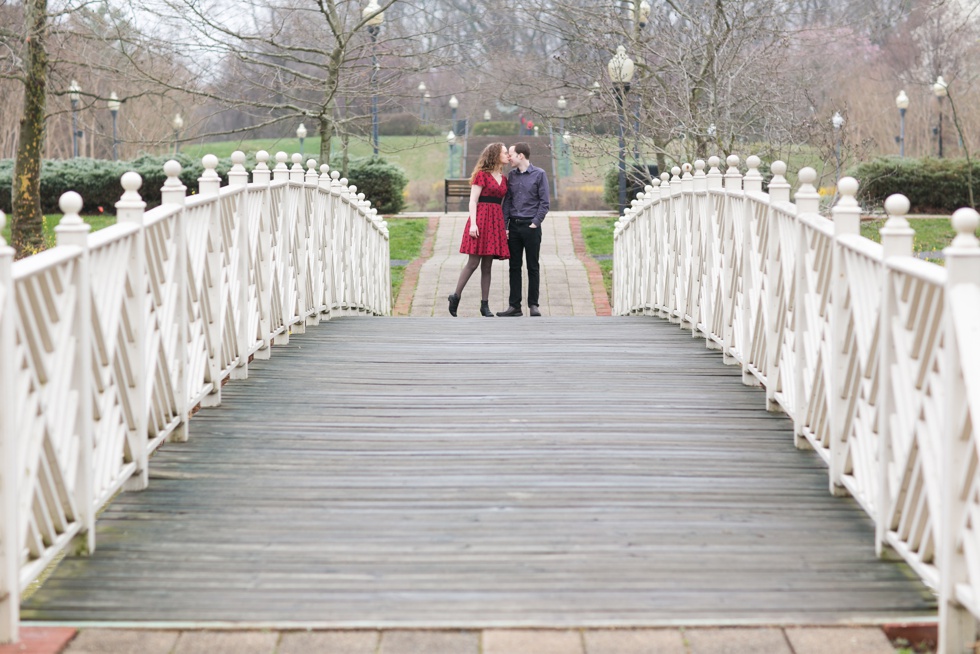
[448,142,510,317]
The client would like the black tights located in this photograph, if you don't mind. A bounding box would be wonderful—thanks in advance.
[454,254,494,301]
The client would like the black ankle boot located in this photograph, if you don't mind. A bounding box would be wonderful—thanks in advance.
[448,293,460,317]
[480,301,494,317]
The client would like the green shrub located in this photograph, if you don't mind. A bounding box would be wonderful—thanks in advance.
[848,157,980,213]
[414,124,442,136]
[332,156,407,215]
[379,113,421,136]
[603,164,660,209]
[471,121,520,136]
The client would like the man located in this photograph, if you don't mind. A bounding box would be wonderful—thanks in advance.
[498,142,550,317]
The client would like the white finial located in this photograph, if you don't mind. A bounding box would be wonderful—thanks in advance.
[202,154,218,172]
[651,178,661,188]
[331,170,340,180]
[636,192,645,201]
[275,151,288,166]
[307,159,317,171]
[726,154,740,171]
[837,176,859,203]
[231,150,246,166]
[164,159,182,179]
[795,167,821,214]
[671,166,681,177]
[162,159,186,204]
[59,192,85,225]
[660,172,670,183]
[229,150,248,185]
[681,162,693,176]
[291,153,303,166]
[746,155,761,172]
[708,156,720,170]
[951,208,980,248]
[340,178,349,187]
[883,194,910,225]
[644,185,654,194]
[798,167,817,186]
[256,151,270,168]
[768,160,790,202]
[771,160,787,177]
[320,164,330,175]
[880,194,914,258]
[120,171,143,202]
[349,185,357,195]
[694,160,705,175]
[357,192,366,202]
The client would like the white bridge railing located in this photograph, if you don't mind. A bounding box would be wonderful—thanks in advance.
[0,151,390,642]
[613,155,980,653]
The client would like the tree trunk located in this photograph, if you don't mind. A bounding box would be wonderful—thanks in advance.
[12,0,47,258]
[318,114,333,166]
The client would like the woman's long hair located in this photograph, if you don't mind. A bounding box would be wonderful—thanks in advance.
[470,142,505,183]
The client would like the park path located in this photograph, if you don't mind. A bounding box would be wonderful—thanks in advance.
[408,211,604,318]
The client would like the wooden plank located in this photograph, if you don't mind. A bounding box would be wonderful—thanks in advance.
[21,317,936,626]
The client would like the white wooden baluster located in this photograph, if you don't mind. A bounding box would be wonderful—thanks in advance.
[272,152,292,344]
[765,161,791,412]
[691,161,707,332]
[939,207,980,654]
[876,193,913,555]
[116,173,149,491]
[55,193,96,554]
[162,161,189,441]
[198,155,223,408]
[721,155,742,362]
[330,172,345,312]
[318,164,335,320]
[792,167,820,450]
[0,210,17,644]
[290,154,309,332]
[228,151,251,380]
[252,151,274,359]
[303,158,322,327]
[829,176,862,495]
[740,155,763,387]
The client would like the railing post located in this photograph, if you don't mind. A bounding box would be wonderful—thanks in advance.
[939,207,980,654]
[793,167,819,449]
[116,173,149,491]
[0,210,17,644]
[290,154,309,332]
[251,151,274,359]
[740,156,762,386]
[875,193,913,557]
[199,154,223,408]
[318,164,335,320]
[55,193,95,555]
[161,162,189,442]
[765,161,791,411]
[829,177,861,496]
[721,155,742,362]
[228,151,251,380]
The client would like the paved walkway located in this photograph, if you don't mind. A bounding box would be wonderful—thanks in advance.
[409,212,599,318]
[54,625,912,654]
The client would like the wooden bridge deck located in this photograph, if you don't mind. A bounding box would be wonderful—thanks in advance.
[22,317,935,627]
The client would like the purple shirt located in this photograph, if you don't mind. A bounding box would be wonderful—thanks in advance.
[503,163,550,228]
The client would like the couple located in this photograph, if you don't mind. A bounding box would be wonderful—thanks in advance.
[447,141,550,318]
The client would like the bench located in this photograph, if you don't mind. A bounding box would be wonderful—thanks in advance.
[444,178,470,213]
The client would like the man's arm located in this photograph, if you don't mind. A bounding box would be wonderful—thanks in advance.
[502,179,514,230]
[532,169,550,227]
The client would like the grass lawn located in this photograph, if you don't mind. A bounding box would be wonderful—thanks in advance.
[860,217,974,263]
[2,214,116,251]
[579,216,617,297]
[386,217,428,301]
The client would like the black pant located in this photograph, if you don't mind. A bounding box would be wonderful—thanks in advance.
[507,221,541,309]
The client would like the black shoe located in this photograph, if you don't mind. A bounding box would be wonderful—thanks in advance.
[448,293,460,317]
[480,301,494,317]
[496,305,523,317]
[529,305,541,317]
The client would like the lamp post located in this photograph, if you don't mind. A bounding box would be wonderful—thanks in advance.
[172,113,183,154]
[934,75,947,158]
[447,130,457,178]
[69,79,81,158]
[608,45,635,216]
[895,90,908,158]
[107,92,120,161]
[449,94,459,134]
[296,122,308,157]
[832,111,844,184]
[363,0,384,156]
[557,95,567,178]
[562,130,572,178]
[418,82,426,120]
[423,91,430,122]
[484,109,491,121]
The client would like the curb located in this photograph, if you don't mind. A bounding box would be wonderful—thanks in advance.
[0,628,76,654]
[568,216,612,316]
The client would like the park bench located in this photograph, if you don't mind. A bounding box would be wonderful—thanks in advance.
[444,178,470,213]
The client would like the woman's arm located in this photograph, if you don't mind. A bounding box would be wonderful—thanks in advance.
[468,183,483,236]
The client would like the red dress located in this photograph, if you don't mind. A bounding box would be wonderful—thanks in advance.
[459,171,510,259]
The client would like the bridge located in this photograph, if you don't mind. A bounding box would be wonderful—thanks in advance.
[0,151,978,652]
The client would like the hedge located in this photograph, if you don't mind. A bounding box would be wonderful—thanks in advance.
[847,157,980,213]
[1,152,407,215]
[470,121,520,136]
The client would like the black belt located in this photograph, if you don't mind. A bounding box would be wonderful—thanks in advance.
[478,195,503,205]
[510,217,534,222]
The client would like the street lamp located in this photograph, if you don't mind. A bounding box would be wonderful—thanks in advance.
[934,75,947,158]
[446,130,457,178]
[418,81,427,120]
[449,94,459,133]
[363,0,384,156]
[107,92,121,161]
[589,80,601,97]
[69,79,82,158]
[608,45,635,216]
[296,122,308,157]
[637,0,651,28]
[172,113,184,154]
[561,130,572,177]
[483,109,491,121]
[423,91,430,122]
[895,90,909,158]
[557,95,568,178]
[832,111,844,183]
